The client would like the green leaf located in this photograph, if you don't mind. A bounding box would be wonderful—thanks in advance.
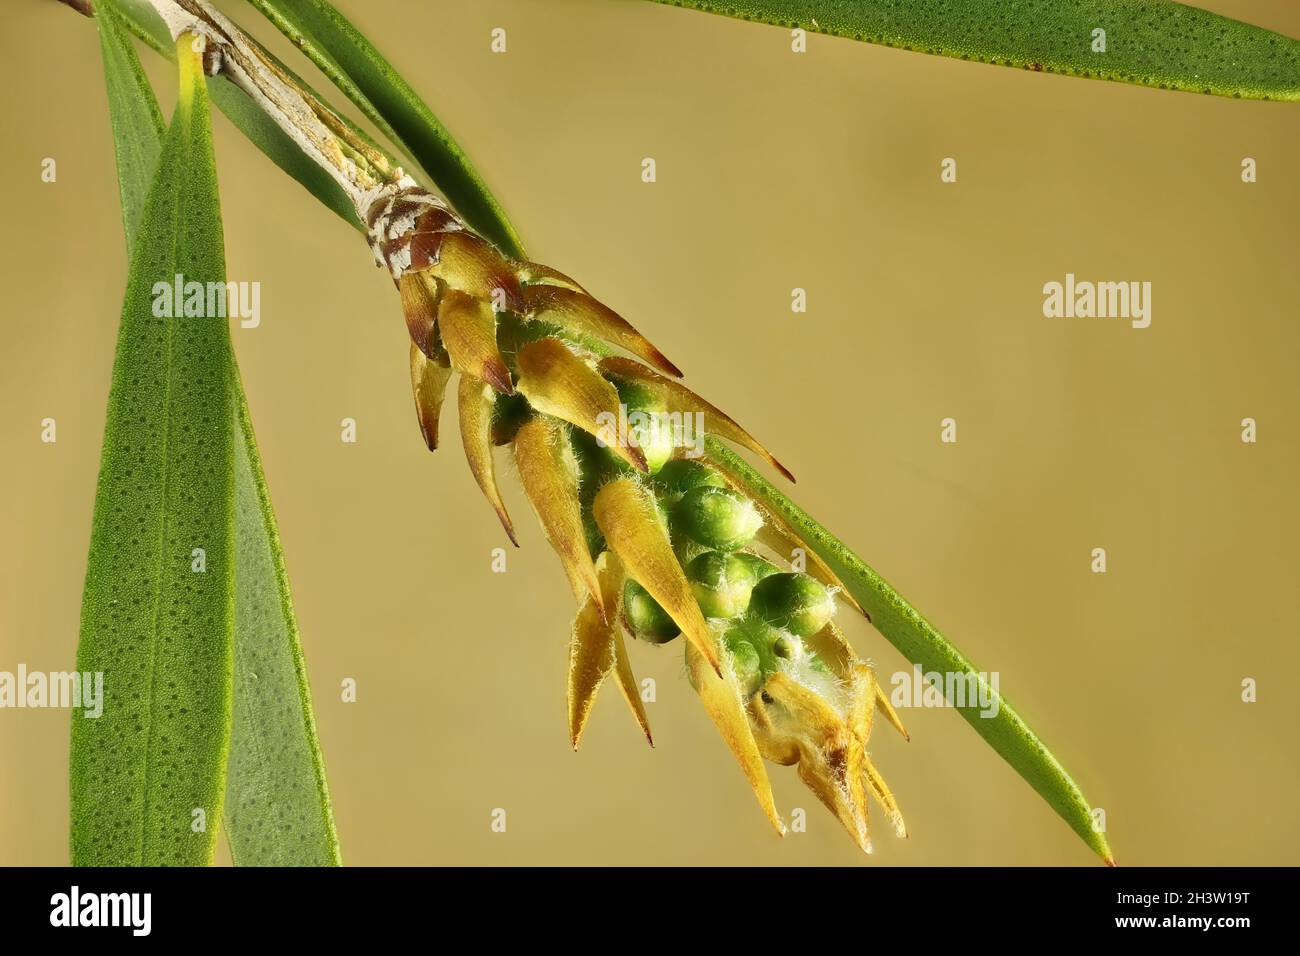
[111,0,360,228]
[648,0,1300,101]
[225,389,342,865]
[72,38,235,867]
[248,0,526,256]
[706,439,1114,864]
[85,7,341,866]
[95,1,163,250]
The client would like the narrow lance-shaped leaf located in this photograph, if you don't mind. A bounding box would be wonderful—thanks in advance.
[647,0,1300,101]
[91,6,341,866]
[706,438,1114,864]
[95,0,163,249]
[72,36,236,867]
[226,388,342,865]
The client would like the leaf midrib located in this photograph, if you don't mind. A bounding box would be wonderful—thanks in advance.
[137,128,184,866]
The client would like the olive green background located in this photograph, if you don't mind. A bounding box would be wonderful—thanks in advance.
[2,0,1298,866]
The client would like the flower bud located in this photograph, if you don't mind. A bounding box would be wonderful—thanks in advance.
[771,632,806,663]
[749,572,836,637]
[731,551,779,582]
[615,381,674,475]
[622,579,680,643]
[655,459,727,498]
[723,616,784,675]
[670,485,763,551]
[722,628,763,698]
[686,551,758,619]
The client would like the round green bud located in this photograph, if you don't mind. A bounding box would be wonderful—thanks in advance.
[722,616,783,676]
[771,633,806,663]
[721,629,763,698]
[622,579,679,643]
[731,551,780,582]
[655,459,728,497]
[749,572,836,638]
[615,382,674,475]
[670,486,763,551]
[686,551,758,619]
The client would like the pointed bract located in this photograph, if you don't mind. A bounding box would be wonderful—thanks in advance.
[409,340,453,450]
[600,356,794,482]
[805,620,853,678]
[516,339,647,473]
[863,756,907,838]
[399,271,441,358]
[522,284,682,378]
[875,681,910,742]
[439,288,513,395]
[517,260,589,294]
[457,375,517,545]
[513,416,603,613]
[592,478,719,673]
[610,623,652,746]
[567,552,621,748]
[567,552,651,748]
[686,642,785,837]
[432,231,522,307]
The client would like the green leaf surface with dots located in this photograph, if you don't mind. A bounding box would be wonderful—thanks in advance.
[71,40,235,866]
[647,0,1300,101]
[78,2,341,866]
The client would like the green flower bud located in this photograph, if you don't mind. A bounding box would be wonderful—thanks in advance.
[670,485,763,551]
[655,459,728,498]
[615,382,674,475]
[622,579,680,643]
[722,629,763,698]
[749,572,836,638]
[722,616,784,676]
[731,551,779,582]
[686,551,758,619]
[771,632,806,663]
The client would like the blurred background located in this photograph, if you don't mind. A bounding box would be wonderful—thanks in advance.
[2,0,1298,865]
